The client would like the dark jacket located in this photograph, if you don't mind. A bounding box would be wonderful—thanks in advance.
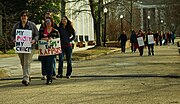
[130,33,137,43]
[58,27,75,47]
[118,33,127,43]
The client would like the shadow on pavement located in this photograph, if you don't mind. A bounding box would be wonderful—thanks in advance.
[1,74,180,81]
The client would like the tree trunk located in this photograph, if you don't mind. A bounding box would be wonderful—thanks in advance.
[89,0,102,46]
[61,0,66,18]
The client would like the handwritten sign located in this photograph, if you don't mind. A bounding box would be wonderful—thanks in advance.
[15,29,32,53]
[148,35,155,44]
[137,37,144,47]
[38,38,62,56]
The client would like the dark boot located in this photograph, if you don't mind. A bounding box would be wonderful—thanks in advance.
[46,76,52,85]
[22,80,29,86]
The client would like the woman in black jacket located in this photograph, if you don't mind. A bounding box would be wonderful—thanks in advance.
[57,16,76,79]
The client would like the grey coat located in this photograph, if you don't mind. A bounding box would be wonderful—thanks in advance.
[11,21,39,43]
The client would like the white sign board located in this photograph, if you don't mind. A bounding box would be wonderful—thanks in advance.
[148,35,155,44]
[137,37,144,47]
[162,39,165,44]
[38,38,62,56]
[15,29,32,53]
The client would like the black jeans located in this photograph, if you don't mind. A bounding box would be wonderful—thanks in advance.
[121,42,126,52]
[41,55,56,77]
[148,44,154,55]
[131,42,136,52]
[58,46,72,76]
[138,46,144,56]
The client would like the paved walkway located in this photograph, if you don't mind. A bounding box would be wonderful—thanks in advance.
[0,39,180,104]
[0,45,96,79]
[0,38,179,80]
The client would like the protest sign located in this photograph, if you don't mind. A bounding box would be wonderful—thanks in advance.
[137,37,144,47]
[38,38,62,56]
[15,29,32,53]
[162,39,165,44]
[148,35,155,44]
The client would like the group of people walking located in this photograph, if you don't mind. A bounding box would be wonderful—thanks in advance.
[118,29,175,57]
[11,10,75,86]
[10,10,176,86]
[153,31,175,46]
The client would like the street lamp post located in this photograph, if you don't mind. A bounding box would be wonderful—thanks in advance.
[103,7,108,47]
[160,20,164,32]
[147,16,150,30]
[120,15,123,33]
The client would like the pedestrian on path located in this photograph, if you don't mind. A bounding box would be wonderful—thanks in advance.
[11,10,39,86]
[39,12,58,80]
[159,32,163,46]
[38,17,60,84]
[171,32,175,45]
[130,30,137,53]
[137,30,145,56]
[118,31,127,53]
[146,30,155,56]
[57,16,76,79]
[154,31,159,45]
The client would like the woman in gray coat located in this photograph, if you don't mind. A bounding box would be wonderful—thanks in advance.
[11,10,39,86]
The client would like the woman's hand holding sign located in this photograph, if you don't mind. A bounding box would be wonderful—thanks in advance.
[31,40,36,44]
[42,37,49,41]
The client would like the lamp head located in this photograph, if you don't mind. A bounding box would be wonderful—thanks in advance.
[120,15,123,19]
[104,7,108,14]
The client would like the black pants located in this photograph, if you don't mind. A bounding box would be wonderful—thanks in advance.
[131,42,136,52]
[148,44,154,55]
[138,46,144,56]
[121,42,126,52]
[159,40,162,46]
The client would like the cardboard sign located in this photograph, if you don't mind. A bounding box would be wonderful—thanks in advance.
[38,38,62,56]
[137,37,144,47]
[162,39,165,44]
[15,29,32,53]
[148,35,155,44]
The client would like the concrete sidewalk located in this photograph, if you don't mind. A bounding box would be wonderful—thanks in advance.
[0,45,120,79]
[0,39,180,104]
[0,38,179,80]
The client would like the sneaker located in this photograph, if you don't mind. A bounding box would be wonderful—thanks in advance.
[22,80,29,86]
[56,75,63,78]
[66,76,71,79]
[41,76,46,80]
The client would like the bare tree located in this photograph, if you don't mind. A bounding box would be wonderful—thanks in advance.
[164,3,180,34]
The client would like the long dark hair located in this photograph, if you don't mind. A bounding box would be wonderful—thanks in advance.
[59,16,75,35]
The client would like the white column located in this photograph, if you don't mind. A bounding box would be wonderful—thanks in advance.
[140,8,144,30]
[155,8,158,31]
[91,18,94,41]
[82,12,85,41]
[87,14,90,41]
[75,2,79,42]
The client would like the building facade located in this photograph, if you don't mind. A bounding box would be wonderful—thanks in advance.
[65,0,95,44]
